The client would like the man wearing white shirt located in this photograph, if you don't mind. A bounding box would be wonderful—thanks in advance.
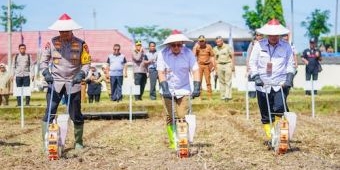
[157,30,200,149]
[249,19,295,143]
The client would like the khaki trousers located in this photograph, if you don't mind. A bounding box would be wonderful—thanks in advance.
[199,64,212,96]
[163,96,189,125]
[218,63,233,99]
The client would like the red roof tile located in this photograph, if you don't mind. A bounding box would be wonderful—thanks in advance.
[0,30,133,65]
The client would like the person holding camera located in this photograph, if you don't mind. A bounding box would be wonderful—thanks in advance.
[85,65,103,103]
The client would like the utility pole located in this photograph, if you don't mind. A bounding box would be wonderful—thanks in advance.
[93,8,97,29]
[7,0,12,69]
[335,0,338,53]
[291,0,295,44]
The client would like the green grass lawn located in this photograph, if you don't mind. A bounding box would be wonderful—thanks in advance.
[0,88,339,120]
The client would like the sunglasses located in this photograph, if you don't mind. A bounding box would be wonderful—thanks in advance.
[170,43,183,48]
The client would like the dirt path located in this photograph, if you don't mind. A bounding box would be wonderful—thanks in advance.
[0,111,339,169]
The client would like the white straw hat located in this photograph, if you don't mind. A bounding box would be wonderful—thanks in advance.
[48,13,82,31]
[161,30,193,46]
[256,19,289,35]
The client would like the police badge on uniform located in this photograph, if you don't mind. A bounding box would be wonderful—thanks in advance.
[53,51,61,65]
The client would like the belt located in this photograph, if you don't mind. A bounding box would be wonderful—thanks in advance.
[218,62,230,65]
[149,67,157,70]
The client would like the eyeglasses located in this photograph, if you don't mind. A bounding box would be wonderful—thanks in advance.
[170,43,183,48]
[113,49,120,51]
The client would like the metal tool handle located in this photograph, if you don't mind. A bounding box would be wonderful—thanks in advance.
[66,83,72,115]
[46,82,55,126]
[263,84,287,113]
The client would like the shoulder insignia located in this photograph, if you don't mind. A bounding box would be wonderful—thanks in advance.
[71,41,81,51]
[81,43,91,65]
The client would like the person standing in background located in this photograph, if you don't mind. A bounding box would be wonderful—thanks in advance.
[213,36,235,101]
[145,42,158,100]
[0,63,12,106]
[193,35,215,100]
[246,32,263,98]
[85,65,103,103]
[131,40,148,101]
[101,63,111,98]
[107,44,127,101]
[282,34,298,89]
[301,38,322,95]
[12,44,34,106]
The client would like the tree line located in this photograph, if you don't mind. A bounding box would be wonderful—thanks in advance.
[0,1,335,49]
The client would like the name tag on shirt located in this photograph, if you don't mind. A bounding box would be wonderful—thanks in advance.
[266,62,272,74]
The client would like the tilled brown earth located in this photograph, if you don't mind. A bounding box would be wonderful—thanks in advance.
[0,110,339,170]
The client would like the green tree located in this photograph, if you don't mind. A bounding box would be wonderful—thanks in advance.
[242,0,264,32]
[301,9,332,42]
[125,25,172,45]
[0,2,26,32]
[320,36,340,51]
[262,0,285,26]
[242,0,286,33]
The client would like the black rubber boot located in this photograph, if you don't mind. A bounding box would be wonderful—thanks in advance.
[74,124,84,150]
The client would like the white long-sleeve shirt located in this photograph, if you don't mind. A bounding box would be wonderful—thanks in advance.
[249,39,295,93]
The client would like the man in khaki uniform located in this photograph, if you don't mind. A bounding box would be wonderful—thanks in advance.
[40,13,91,150]
[193,35,215,100]
[213,36,235,101]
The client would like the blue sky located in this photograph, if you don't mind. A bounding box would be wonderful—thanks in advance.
[1,0,338,52]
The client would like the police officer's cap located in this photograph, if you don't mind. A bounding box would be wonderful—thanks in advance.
[135,40,142,46]
[198,35,206,41]
[309,38,317,43]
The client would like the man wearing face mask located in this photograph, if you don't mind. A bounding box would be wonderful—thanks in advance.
[40,13,91,150]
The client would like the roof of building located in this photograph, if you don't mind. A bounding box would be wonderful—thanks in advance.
[0,29,133,64]
[185,20,253,41]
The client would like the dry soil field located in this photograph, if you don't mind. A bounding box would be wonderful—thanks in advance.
[1,107,339,170]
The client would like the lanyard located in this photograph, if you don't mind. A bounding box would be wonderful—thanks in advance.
[268,44,278,61]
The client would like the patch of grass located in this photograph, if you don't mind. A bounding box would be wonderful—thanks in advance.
[0,89,339,120]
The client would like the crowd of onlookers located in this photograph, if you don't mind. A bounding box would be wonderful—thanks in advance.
[0,32,326,107]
